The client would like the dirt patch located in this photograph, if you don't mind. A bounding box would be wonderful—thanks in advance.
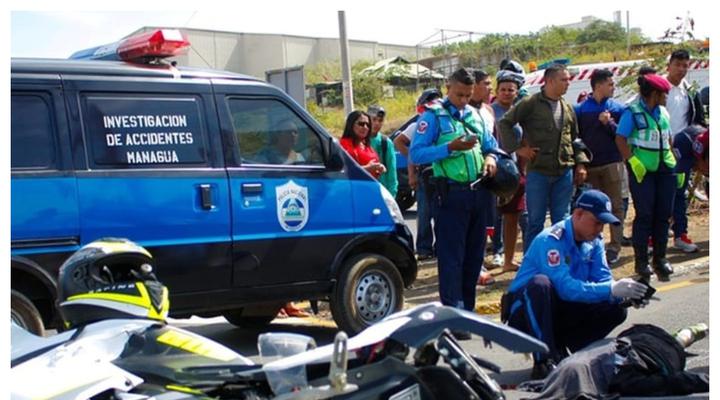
[405,199,710,311]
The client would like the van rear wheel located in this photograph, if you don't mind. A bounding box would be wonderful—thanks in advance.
[11,290,45,336]
[223,303,283,329]
[330,253,403,335]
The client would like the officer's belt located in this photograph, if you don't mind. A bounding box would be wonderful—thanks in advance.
[447,180,481,191]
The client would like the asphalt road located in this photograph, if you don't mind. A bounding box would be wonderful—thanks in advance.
[176,266,709,399]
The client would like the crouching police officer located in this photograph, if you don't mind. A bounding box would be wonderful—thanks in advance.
[501,190,649,379]
[410,68,499,325]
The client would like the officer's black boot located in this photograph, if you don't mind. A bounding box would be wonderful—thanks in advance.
[652,240,674,282]
[633,244,653,279]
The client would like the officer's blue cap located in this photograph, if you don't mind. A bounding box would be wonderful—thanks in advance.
[575,190,621,225]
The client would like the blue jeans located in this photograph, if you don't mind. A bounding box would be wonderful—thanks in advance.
[415,176,434,256]
[525,169,574,247]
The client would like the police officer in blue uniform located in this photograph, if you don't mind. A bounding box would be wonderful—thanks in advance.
[410,68,499,323]
[501,189,649,379]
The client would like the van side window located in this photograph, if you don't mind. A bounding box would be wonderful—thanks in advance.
[227,99,324,166]
[11,94,56,170]
[81,95,209,169]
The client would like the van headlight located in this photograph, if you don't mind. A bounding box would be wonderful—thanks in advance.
[379,185,405,225]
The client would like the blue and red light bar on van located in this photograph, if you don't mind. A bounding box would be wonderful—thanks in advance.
[69,29,190,62]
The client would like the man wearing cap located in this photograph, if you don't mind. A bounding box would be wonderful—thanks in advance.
[615,73,677,281]
[367,105,398,197]
[502,189,648,379]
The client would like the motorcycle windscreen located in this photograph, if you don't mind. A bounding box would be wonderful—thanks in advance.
[388,303,549,354]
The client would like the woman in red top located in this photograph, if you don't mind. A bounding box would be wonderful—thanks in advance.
[340,110,386,178]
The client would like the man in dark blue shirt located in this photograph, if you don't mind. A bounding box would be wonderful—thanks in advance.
[574,69,627,265]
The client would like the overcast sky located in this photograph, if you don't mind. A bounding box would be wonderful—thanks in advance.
[8,3,713,59]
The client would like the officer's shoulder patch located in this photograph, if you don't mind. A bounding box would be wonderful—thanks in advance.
[417,120,428,134]
[547,249,562,267]
[548,225,565,240]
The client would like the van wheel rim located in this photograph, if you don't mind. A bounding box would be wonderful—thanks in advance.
[355,270,394,323]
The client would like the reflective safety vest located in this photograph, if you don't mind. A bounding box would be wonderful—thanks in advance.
[428,103,485,183]
[627,102,676,171]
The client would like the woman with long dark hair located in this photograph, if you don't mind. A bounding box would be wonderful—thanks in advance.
[340,110,386,178]
[615,73,676,281]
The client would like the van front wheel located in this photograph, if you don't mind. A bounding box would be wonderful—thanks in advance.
[11,290,45,336]
[330,253,403,335]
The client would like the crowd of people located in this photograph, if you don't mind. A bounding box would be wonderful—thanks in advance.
[337,49,708,376]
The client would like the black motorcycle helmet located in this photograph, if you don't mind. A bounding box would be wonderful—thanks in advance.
[572,138,594,164]
[57,238,169,329]
[417,88,442,106]
[480,149,520,199]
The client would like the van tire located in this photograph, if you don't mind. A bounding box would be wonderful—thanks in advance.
[223,304,283,329]
[11,290,45,336]
[331,253,403,335]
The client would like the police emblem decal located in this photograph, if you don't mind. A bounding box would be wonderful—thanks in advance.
[417,121,428,134]
[547,249,561,267]
[276,180,309,232]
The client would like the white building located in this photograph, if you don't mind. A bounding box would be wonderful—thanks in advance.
[129,26,432,79]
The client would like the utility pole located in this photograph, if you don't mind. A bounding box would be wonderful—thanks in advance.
[338,11,353,115]
[626,11,631,55]
[415,45,420,91]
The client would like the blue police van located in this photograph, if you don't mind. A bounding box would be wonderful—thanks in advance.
[11,29,416,335]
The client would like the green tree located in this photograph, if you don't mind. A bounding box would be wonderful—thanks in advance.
[576,21,625,44]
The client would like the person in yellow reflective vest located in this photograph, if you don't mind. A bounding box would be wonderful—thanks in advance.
[615,73,677,281]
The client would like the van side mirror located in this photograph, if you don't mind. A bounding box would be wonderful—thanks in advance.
[325,140,345,171]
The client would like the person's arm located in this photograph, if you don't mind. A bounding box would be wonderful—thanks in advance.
[692,91,707,127]
[498,99,524,153]
[531,237,613,303]
[393,123,417,157]
[385,137,398,196]
[499,98,539,161]
[410,111,476,165]
[614,109,635,161]
[588,239,613,283]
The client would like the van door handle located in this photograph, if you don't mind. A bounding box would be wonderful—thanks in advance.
[200,184,213,210]
[241,183,263,195]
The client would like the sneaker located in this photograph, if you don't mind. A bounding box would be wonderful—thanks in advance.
[693,188,708,202]
[606,250,620,265]
[531,359,556,380]
[674,323,709,348]
[674,234,699,253]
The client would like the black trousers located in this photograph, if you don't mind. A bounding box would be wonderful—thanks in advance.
[505,275,627,362]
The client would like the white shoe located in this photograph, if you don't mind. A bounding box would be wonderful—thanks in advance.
[492,253,504,267]
[693,188,708,202]
[674,235,699,253]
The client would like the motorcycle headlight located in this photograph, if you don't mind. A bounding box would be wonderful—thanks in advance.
[379,185,405,225]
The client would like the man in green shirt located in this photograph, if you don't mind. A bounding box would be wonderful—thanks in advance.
[368,105,398,196]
